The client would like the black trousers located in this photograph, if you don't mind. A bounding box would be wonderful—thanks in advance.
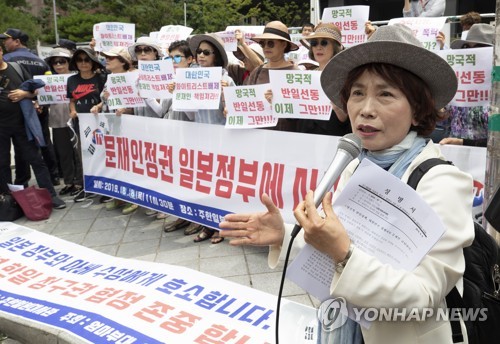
[0,125,56,197]
[13,108,59,184]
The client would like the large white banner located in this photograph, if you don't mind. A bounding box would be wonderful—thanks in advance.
[78,114,487,227]
[0,223,317,343]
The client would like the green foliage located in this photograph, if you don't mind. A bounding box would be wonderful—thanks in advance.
[48,10,129,44]
[188,0,254,33]
[3,0,311,45]
[0,0,41,49]
[255,0,310,27]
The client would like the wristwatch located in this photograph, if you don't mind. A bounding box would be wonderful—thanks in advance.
[335,243,354,274]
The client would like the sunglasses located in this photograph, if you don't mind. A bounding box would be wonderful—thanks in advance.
[258,40,275,49]
[51,58,68,65]
[105,55,118,60]
[165,55,185,63]
[75,57,91,63]
[309,39,329,47]
[196,48,215,56]
[135,46,154,54]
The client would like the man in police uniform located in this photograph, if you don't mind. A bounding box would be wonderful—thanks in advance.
[0,28,59,187]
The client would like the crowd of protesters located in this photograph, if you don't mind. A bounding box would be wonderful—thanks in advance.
[0,4,492,246]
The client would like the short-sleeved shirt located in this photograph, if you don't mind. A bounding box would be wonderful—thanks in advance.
[67,73,106,113]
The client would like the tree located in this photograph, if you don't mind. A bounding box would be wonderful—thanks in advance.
[101,0,184,36]
[253,0,309,27]
[0,0,41,49]
[188,0,255,33]
[49,10,128,43]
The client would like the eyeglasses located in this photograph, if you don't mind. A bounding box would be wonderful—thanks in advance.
[196,48,215,56]
[104,55,118,60]
[165,55,185,63]
[51,58,68,65]
[258,40,275,49]
[309,39,329,47]
[135,46,154,54]
[75,57,91,63]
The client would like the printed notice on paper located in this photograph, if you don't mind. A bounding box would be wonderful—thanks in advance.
[287,159,445,301]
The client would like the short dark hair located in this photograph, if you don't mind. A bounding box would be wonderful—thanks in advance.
[340,63,441,136]
[302,23,315,31]
[168,40,194,59]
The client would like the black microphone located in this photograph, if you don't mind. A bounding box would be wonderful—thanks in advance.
[291,133,362,238]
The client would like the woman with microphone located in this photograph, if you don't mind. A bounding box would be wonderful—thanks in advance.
[219,24,474,343]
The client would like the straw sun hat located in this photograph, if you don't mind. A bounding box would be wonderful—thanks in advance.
[251,21,299,51]
[321,24,457,110]
[101,46,132,65]
[301,22,342,47]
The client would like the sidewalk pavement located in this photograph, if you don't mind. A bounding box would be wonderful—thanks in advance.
[1,186,320,343]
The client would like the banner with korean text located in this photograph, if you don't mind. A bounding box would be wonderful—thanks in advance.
[388,17,447,51]
[436,47,493,107]
[321,6,369,47]
[269,70,332,120]
[172,67,222,110]
[0,222,318,343]
[137,60,175,99]
[35,74,72,105]
[78,114,487,228]
[224,84,276,129]
[93,22,135,52]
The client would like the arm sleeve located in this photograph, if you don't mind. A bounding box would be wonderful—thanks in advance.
[331,164,474,309]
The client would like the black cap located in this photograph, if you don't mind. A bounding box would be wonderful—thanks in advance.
[56,38,77,52]
[0,28,29,44]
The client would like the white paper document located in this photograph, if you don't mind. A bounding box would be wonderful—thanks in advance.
[287,159,446,301]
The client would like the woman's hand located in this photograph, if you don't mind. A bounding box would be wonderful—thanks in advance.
[219,193,286,246]
[69,110,78,119]
[264,89,273,104]
[168,82,175,94]
[439,137,464,146]
[294,191,351,262]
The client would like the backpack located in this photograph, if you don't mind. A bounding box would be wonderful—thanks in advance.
[407,158,500,344]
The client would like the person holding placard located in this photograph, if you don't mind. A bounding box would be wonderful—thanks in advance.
[220,24,474,343]
[227,30,264,86]
[89,47,136,207]
[67,47,106,202]
[187,33,235,243]
[162,40,195,122]
[297,23,351,136]
[245,21,300,133]
[44,48,80,197]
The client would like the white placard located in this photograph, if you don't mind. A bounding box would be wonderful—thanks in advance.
[269,70,332,120]
[321,6,370,47]
[106,71,145,109]
[34,74,71,105]
[389,17,447,51]
[223,84,276,129]
[93,22,135,52]
[137,60,175,99]
[172,67,222,110]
